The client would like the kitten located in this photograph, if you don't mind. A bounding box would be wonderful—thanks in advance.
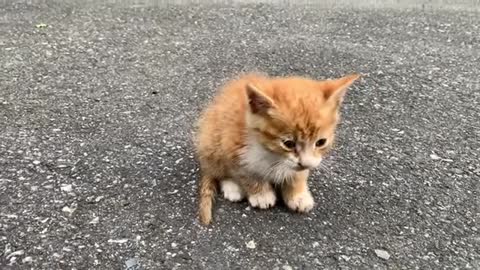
[194,72,360,225]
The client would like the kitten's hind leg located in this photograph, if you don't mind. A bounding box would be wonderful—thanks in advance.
[221,179,245,202]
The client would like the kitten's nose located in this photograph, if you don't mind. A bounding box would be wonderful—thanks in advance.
[297,155,321,170]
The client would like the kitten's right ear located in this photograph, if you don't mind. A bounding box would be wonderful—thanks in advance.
[246,83,275,115]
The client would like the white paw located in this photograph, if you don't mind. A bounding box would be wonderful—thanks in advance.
[286,191,314,213]
[248,189,276,209]
[221,180,245,202]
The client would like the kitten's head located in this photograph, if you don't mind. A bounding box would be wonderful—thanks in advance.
[245,74,360,172]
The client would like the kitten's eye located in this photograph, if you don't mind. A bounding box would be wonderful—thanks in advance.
[282,140,296,149]
[315,138,327,147]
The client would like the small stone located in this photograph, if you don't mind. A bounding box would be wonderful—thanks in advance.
[60,184,73,192]
[246,240,256,249]
[171,242,178,248]
[62,206,76,215]
[340,255,350,261]
[175,158,183,164]
[430,154,441,160]
[108,239,128,244]
[125,258,143,270]
[452,168,463,174]
[6,250,24,259]
[374,249,391,260]
[312,242,320,248]
[35,23,48,28]
[89,217,99,224]
[22,256,33,263]
[282,265,293,270]
[33,160,41,165]
[95,196,104,202]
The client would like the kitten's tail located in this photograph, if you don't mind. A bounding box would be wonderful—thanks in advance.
[198,175,217,225]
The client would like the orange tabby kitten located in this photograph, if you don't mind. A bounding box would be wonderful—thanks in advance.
[194,72,360,225]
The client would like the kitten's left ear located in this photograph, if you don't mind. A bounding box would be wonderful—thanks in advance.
[246,83,275,115]
[322,74,361,107]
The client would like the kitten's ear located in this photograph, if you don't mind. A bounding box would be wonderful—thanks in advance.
[322,74,360,107]
[246,83,275,114]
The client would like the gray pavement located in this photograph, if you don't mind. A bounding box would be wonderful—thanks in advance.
[1,0,479,269]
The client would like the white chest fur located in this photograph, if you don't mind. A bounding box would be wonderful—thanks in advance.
[238,137,296,183]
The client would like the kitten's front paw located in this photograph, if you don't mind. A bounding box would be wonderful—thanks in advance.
[285,191,314,213]
[248,189,276,209]
[221,180,245,202]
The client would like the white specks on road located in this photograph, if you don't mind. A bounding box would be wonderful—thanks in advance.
[452,168,463,174]
[1,213,18,219]
[282,265,293,270]
[62,206,76,216]
[6,249,24,259]
[246,240,256,249]
[171,242,178,248]
[108,239,129,244]
[430,154,441,160]
[312,242,320,248]
[32,160,41,165]
[60,184,73,192]
[22,256,33,263]
[125,258,141,269]
[340,255,350,261]
[89,217,100,224]
[167,190,178,195]
[95,195,105,202]
[175,158,183,164]
[374,249,391,260]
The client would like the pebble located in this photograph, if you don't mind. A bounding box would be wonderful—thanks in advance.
[282,265,293,270]
[62,206,76,215]
[246,240,256,249]
[6,250,24,259]
[108,239,129,244]
[60,184,73,192]
[125,258,143,270]
[89,217,100,224]
[33,160,41,165]
[340,255,350,261]
[429,154,441,160]
[374,249,391,260]
[22,256,33,263]
[452,168,463,174]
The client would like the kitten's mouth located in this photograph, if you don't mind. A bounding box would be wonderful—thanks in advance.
[293,164,309,171]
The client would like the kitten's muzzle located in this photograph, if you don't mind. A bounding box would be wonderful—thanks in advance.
[295,162,311,171]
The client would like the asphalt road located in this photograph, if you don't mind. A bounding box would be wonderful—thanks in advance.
[1,1,479,269]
